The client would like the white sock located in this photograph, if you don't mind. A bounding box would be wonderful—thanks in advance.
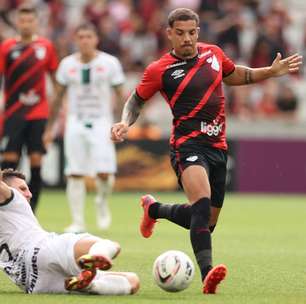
[95,175,114,228]
[89,240,119,260]
[88,271,132,295]
[66,177,86,227]
[95,175,114,203]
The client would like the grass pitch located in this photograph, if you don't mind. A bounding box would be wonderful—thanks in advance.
[0,190,305,304]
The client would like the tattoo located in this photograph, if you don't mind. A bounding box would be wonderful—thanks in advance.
[245,68,253,84]
[121,90,144,126]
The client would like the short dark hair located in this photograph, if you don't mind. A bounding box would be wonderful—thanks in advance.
[167,8,200,27]
[75,22,98,35]
[17,5,38,16]
[2,169,26,184]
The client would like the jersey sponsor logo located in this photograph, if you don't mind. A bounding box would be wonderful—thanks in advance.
[166,61,187,69]
[201,120,223,136]
[186,155,198,162]
[34,46,46,60]
[20,90,40,106]
[198,50,212,58]
[206,55,220,72]
[171,69,185,79]
[27,247,40,293]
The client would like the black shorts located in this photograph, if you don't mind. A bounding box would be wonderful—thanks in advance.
[2,118,47,155]
[170,144,227,208]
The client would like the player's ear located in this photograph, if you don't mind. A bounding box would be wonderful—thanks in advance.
[166,27,172,41]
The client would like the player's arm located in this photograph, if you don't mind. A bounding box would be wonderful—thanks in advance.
[223,53,302,86]
[0,171,13,205]
[43,82,67,148]
[112,84,125,120]
[111,90,145,142]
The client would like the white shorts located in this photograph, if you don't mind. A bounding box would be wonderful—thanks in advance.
[64,116,117,176]
[27,232,91,294]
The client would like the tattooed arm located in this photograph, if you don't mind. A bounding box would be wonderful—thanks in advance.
[111,90,145,142]
[223,53,302,86]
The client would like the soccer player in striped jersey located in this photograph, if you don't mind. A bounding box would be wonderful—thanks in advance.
[0,168,139,294]
[43,23,125,233]
[0,6,58,213]
[111,8,302,294]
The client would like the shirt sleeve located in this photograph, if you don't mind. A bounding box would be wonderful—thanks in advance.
[0,43,5,74]
[47,42,58,73]
[109,57,125,86]
[135,62,162,101]
[55,59,68,85]
[219,48,235,77]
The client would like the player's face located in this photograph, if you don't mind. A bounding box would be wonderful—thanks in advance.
[16,13,38,37]
[76,30,98,55]
[10,178,32,203]
[167,20,199,59]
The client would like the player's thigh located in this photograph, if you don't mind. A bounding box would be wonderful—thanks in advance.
[64,123,88,175]
[90,126,117,174]
[170,148,211,203]
[24,119,46,156]
[209,150,227,209]
[1,118,26,156]
[181,165,211,203]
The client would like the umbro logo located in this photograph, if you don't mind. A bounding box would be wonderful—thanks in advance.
[198,50,212,58]
[186,155,198,162]
[171,69,185,79]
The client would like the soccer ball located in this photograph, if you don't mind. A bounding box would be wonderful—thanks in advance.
[152,250,195,292]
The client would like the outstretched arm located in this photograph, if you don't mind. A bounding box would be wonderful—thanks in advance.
[223,53,302,86]
[0,171,13,205]
[111,90,145,142]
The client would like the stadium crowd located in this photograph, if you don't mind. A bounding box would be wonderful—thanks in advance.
[0,0,305,135]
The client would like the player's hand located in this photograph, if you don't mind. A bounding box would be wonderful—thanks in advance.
[111,122,129,142]
[42,129,54,150]
[270,52,303,77]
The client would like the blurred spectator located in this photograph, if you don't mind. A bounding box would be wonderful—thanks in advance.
[120,13,158,70]
[276,84,298,120]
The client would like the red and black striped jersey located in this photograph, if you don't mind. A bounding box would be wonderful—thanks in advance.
[0,37,58,120]
[136,42,235,150]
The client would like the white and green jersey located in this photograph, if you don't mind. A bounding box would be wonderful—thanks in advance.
[56,51,125,123]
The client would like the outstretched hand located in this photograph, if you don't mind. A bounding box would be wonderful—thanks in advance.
[111,122,129,142]
[270,52,303,77]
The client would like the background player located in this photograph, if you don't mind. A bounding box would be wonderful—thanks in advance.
[0,5,58,213]
[43,23,125,233]
[0,168,139,294]
[111,8,302,294]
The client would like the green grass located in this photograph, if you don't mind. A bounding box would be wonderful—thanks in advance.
[1,191,306,304]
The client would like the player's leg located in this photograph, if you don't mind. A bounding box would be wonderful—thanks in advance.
[65,175,86,233]
[25,120,47,213]
[91,123,116,230]
[74,236,121,261]
[181,164,227,294]
[64,120,88,233]
[95,173,114,230]
[1,118,24,170]
[86,271,140,295]
[28,152,43,212]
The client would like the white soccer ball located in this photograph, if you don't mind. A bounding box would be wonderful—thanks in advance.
[152,250,195,292]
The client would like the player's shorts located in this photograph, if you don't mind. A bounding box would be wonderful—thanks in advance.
[64,116,116,176]
[170,143,227,208]
[26,232,92,294]
[1,118,46,155]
